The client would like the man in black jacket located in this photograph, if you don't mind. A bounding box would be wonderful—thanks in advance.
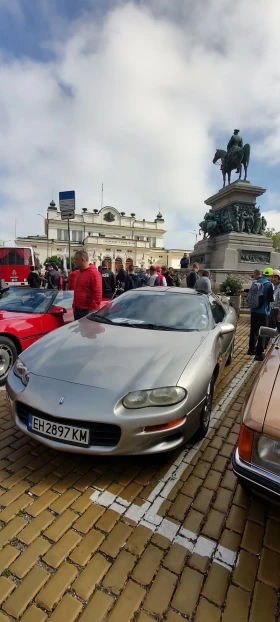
[46,264,60,290]
[161,265,174,286]
[180,253,189,269]
[100,260,116,299]
[27,266,41,288]
[187,263,199,288]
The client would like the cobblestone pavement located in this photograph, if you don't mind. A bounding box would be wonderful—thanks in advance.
[0,316,279,621]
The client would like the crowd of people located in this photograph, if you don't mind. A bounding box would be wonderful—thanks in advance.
[25,254,280,360]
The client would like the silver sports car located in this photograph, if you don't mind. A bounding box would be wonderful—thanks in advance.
[6,287,237,455]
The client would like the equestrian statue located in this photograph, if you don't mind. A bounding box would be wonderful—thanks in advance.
[213,129,251,188]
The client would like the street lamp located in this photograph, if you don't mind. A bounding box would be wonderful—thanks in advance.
[38,213,49,258]
[189,230,200,243]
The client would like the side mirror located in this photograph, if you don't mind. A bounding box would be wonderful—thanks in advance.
[220,323,235,335]
[51,305,67,315]
[260,326,278,339]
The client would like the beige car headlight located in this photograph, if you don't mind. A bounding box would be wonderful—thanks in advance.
[252,433,280,477]
[13,358,30,386]
[123,386,186,409]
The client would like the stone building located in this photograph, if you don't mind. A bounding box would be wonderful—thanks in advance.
[15,201,190,270]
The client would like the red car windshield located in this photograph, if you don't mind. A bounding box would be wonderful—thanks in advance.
[0,288,54,314]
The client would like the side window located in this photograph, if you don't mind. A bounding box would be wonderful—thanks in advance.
[209,295,226,324]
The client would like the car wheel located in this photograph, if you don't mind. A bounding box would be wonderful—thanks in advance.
[226,340,234,366]
[0,337,17,386]
[194,377,214,441]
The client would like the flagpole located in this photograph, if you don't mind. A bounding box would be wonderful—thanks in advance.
[101,183,103,209]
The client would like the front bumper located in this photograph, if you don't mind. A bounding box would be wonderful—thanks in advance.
[6,373,203,456]
[232,448,280,503]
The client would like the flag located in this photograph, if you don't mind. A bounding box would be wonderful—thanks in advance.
[63,248,68,276]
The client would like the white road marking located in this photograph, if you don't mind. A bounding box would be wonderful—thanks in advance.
[89,359,255,567]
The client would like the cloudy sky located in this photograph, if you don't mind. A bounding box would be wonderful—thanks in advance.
[1,0,280,249]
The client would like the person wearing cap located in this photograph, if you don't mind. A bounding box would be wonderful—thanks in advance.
[268,269,280,331]
[155,266,166,286]
[247,268,274,361]
[263,266,274,282]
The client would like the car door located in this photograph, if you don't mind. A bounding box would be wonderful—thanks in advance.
[209,294,232,370]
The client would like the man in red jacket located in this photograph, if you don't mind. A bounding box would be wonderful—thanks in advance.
[72,251,102,321]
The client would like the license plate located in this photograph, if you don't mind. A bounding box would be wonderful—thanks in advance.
[27,415,90,447]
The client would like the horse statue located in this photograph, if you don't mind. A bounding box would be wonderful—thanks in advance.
[199,213,219,238]
[213,143,251,188]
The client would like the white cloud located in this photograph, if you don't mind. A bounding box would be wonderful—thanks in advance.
[1,0,280,250]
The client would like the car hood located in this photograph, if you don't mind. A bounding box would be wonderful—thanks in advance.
[244,345,280,438]
[20,317,208,392]
[262,346,280,439]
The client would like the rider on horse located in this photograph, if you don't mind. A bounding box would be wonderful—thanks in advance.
[226,129,243,174]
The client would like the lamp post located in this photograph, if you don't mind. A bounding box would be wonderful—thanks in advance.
[38,213,49,259]
[189,229,200,243]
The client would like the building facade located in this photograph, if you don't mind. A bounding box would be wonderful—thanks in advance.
[15,201,190,270]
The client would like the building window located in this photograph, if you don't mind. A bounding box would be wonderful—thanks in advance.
[72,230,83,242]
[57,229,69,241]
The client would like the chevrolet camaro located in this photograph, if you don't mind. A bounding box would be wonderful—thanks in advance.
[6,287,237,455]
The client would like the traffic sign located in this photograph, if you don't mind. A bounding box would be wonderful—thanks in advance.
[59,191,75,220]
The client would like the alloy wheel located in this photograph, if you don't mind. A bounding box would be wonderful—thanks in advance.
[0,344,14,380]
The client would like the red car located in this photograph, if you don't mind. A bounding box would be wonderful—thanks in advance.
[0,287,108,385]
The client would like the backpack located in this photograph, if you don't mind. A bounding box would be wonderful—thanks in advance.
[247,280,264,309]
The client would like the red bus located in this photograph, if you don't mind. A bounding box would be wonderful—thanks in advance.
[0,247,39,286]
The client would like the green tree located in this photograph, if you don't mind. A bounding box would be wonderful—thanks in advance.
[265,228,280,252]
[44,255,63,269]
[44,255,75,270]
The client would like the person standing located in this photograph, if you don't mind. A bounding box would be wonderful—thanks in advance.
[124,265,140,291]
[268,269,280,331]
[27,266,41,288]
[72,251,102,320]
[194,270,211,294]
[46,264,60,290]
[155,266,166,286]
[187,263,199,288]
[161,265,174,286]
[247,268,274,361]
[169,268,181,287]
[138,268,149,286]
[147,265,158,286]
[180,253,189,269]
[100,260,116,300]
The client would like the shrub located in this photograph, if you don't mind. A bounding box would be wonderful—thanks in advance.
[220,274,243,296]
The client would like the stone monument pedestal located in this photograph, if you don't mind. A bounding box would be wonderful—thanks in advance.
[190,180,280,290]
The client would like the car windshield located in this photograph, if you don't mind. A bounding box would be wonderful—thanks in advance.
[0,288,55,314]
[89,291,210,331]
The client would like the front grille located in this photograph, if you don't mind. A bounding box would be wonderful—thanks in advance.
[16,402,121,448]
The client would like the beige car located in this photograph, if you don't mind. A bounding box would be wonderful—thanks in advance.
[233,326,280,502]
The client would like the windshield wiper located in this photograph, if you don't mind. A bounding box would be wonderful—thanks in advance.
[88,315,114,324]
[108,322,197,331]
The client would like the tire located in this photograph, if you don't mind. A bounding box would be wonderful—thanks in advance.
[226,340,235,366]
[193,377,214,441]
[0,337,17,386]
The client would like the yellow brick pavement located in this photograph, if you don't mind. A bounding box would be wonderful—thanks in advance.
[0,317,279,621]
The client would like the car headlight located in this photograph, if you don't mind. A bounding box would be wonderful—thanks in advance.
[252,433,280,477]
[123,386,186,409]
[13,359,30,386]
